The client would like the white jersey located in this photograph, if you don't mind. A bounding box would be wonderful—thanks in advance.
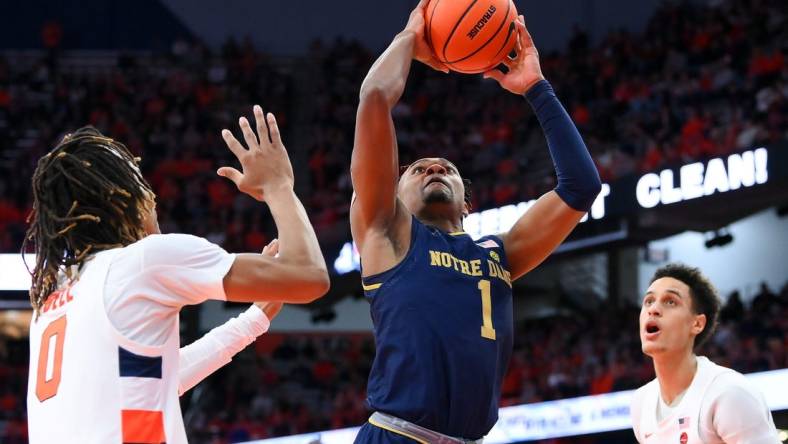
[631,356,779,444]
[27,234,238,444]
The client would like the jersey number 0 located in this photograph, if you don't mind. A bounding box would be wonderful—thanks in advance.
[35,315,67,402]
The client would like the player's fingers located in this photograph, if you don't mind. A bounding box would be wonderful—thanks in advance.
[216,166,244,187]
[514,35,524,57]
[501,56,514,68]
[429,58,450,73]
[266,113,284,149]
[483,68,505,83]
[253,105,271,147]
[221,129,246,158]
[261,238,279,257]
[239,116,259,150]
[517,16,536,50]
[512,21,524,56]
[263,301,284,320]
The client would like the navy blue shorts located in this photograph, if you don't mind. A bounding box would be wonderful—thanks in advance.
[354,422,420,443]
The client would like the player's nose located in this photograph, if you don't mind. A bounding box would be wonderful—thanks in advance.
[425,163,447,175]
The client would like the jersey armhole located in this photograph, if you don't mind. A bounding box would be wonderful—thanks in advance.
[361,216,421,291]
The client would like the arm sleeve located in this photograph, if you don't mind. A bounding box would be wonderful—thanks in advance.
[525,80,602,212]
[178,304,270,396]
[707,383,780,444]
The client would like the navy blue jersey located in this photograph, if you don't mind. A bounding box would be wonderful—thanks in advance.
[361,217,514,440]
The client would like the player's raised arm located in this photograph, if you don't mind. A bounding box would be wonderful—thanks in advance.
[218,106,329,303]
[484,17,601,280]
[351,0,448,249]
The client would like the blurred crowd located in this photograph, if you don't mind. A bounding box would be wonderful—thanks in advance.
[0,37,295,253]
[4,280,785,442]
[1,0,786,254]
[303,0,788,220]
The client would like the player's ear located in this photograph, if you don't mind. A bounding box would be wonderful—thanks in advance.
[461,178,472,218]
[691,313,706,336]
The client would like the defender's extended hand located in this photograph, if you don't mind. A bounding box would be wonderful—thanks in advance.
[218,105,295,201]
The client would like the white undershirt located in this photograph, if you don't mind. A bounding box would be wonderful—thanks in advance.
[656,389,687,422]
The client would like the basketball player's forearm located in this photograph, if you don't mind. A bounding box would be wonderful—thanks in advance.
[525,80,601,211]
[178,305,269,396]
[359,32,416,107]
[265,188,327,272]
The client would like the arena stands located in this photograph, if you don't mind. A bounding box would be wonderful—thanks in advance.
[1,0,786,254]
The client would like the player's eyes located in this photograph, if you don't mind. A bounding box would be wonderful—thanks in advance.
[666,298,677,306]
[413,167,424,174]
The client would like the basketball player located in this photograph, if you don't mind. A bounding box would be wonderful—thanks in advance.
[631,264,779,444]
[351,2,601,442]
[25,105,329,444]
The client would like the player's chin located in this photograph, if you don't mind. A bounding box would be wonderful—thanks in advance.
[641,342,664,357]
[423,188,453,204]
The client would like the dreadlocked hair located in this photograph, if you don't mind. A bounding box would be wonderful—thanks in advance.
[23,126,155,315]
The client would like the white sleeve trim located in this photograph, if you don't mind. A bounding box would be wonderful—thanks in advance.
[178,305,270,395]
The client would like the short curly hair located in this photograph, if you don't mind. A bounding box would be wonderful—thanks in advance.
[650,263,721,350]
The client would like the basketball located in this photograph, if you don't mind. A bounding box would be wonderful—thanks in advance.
[426,0,518,74]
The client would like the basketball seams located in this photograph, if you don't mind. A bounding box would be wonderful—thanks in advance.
[426,0,442,58]
[482,2,517,67]
[429,0,518,73]
[447,0,512,65]
[486,9,518,70]
[440,0,480,63]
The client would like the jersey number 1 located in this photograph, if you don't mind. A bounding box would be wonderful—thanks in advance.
[478,279,496,340]
[36,315,67,402]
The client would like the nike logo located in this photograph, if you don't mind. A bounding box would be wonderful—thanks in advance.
[645,433,653,438]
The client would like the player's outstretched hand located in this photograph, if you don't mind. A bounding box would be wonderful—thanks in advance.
[218,105,295,202]
[483,15,545,95]
[254,238,285,320]
[403,0,449,73]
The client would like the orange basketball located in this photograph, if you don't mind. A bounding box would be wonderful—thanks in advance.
[426,0,518,74]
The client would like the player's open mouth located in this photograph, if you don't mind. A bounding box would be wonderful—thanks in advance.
[644,321,660,339]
